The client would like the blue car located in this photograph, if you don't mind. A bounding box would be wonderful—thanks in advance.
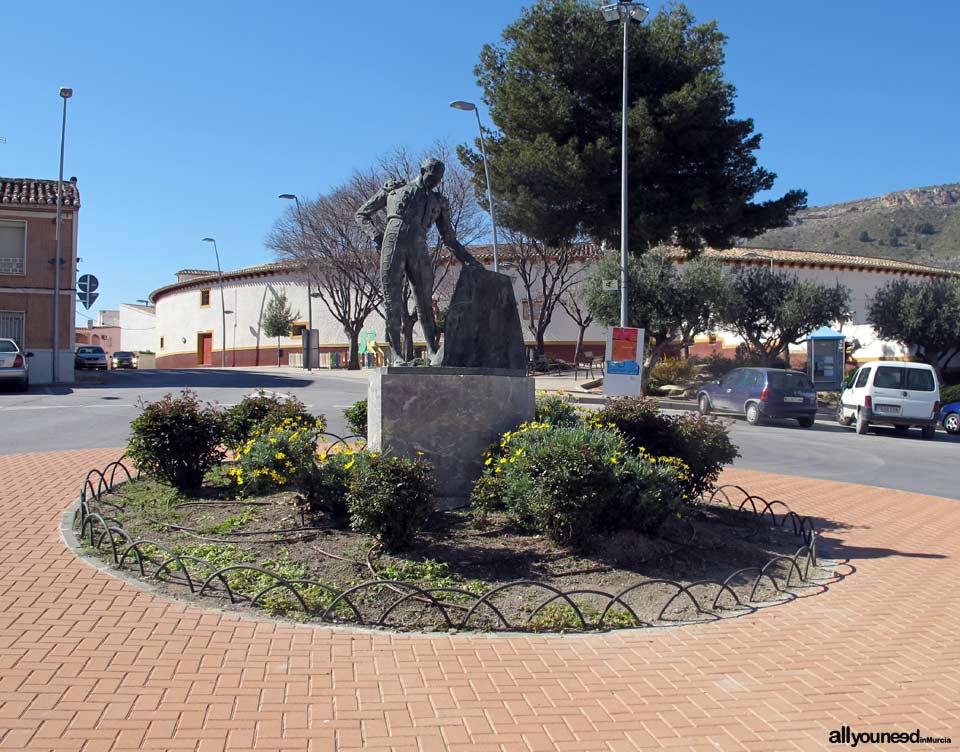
[697,367,819,427]
[940,402,960,434]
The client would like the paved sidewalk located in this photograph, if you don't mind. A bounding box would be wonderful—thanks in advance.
[1,449,959,751]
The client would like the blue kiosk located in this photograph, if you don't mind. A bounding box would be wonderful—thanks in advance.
[806,326,846,391]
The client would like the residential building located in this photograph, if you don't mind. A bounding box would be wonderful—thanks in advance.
[0,176,80,383]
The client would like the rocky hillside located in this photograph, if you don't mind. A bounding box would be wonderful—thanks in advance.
[744,183,960,268]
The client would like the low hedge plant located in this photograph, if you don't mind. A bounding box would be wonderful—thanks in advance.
[472,421,681,545]
[223,391,322,450]
[593,398,738,499]
[347,455,434,550]
[127,390,224,491]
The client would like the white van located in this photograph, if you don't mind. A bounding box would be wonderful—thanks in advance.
[838,361,940,437]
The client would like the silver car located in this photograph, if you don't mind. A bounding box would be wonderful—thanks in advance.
[0,338,32,392]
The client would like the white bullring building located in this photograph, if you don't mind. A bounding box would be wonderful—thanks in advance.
[149,246,956,370]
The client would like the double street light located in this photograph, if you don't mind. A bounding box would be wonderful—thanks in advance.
[601,1,649,328]
[279,194,314,371]
[200,237,227,368]
[743,251,775,272]
[52,87,72,384]
[449,100,500,272]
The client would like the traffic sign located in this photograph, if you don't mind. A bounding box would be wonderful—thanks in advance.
[77,274,100,310]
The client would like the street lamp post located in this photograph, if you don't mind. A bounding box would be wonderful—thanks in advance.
[201,238,227,368]
[601,2,648,328]
[279,194,313,371]
[450,100,500,272]
[52,87,72,384]
[744,252,775,272]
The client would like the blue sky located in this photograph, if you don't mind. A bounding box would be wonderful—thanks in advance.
[2,1,958,317]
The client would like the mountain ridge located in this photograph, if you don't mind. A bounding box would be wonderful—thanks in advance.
[744,182,960,269]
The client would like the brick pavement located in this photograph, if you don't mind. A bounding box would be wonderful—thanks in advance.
[1,448,958,751]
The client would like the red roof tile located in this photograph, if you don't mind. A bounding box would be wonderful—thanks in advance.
[0,176,80,208]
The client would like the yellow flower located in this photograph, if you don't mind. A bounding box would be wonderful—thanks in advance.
[499,458,508,465]
[495,468,502,474]
[344,459,356,470]
[269,438,277,445]
[416,451,425,456]
[485,458,493,466]
[274,452,286,460]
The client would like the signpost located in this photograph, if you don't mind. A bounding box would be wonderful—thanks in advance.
[604,325,645,396]
[77,274,99,310]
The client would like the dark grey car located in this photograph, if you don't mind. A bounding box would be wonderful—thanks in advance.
[697,367,818,427]
[75,345,108,370]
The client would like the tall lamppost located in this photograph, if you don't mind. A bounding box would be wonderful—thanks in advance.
[201,238,227,368]
[52,87,72,384]
[278,194,314,371]
[450,100,500,272]
[601,2,649,327]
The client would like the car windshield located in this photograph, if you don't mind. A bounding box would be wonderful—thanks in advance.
[0,340,18,353]
[77,347,104,354]
[114,352,133,357]
[767,371,814,391]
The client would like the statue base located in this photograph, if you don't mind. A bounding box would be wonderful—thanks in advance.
[368,367,535,508]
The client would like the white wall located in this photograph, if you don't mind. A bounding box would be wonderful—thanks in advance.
[154,260,945,364]
[119,305,157,353]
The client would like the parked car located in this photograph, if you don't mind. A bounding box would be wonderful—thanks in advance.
[111,351,138,369]
[75,345,108,370]
[837,361,940,438]
[697,367,818,427]
[940,402,960,435]
[0,338,32,391]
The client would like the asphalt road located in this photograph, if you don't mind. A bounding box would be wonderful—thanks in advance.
[0,368,368,454]
[2,368,957,499]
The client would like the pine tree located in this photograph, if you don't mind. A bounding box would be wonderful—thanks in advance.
[262,291,299,367]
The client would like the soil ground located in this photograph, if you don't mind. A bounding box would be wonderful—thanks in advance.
[80,466,826,632]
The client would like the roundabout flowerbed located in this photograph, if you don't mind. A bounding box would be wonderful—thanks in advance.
[69,391,833,633]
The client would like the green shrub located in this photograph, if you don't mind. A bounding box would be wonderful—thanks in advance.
[594,398,739,498]
[223,391,322,450]
[476,422,680,544]
[941,384,960,405]
[648,357,693,388]
[535,393,581,427]
[231,416,321,496]
[303,450,368,523]
[127,390,224,491]
[343,399,368,438]
[696,350,788,379]
[347,455,434,550]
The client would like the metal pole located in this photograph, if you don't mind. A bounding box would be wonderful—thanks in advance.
[212,240,226,368]
[619,14,630,329]
[53,96,68,384]
[474,109,500,272]
[293,197,312,371]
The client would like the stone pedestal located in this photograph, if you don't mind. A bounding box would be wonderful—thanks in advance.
[368,367,535,506]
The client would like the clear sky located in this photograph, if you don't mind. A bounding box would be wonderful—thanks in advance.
[2,1,958,318]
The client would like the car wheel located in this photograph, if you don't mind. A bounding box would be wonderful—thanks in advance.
[698,395,711,416]
[745,402,761,425]
[944,413,960,434]
[836,405,853,427]
[856,409,870,435]
[921,425,936,440]
[797,416,815,428]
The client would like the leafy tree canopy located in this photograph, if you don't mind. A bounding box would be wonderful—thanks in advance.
[583,250,730,374]
[868,277,960,365]
[721,268,851,364]
[262,291,299,340]
[461,0,806,250]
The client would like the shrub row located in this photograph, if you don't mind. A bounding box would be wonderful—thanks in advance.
[472,421,682,545]
[128,390,324,492]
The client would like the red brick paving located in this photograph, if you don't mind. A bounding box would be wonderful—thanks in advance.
[1,448,958,751]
